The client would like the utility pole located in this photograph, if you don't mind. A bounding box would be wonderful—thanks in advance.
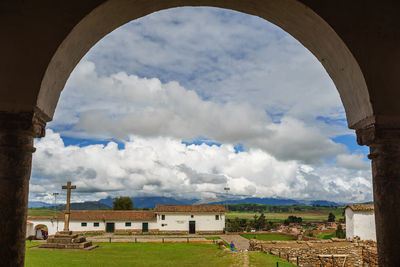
[53,192,59,231]
[224,186,230,212]
[224,186,230,233]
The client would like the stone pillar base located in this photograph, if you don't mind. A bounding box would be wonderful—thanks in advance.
[56,231,73,236]
[39,232,98,250]
[0,111,46,266]
[356,125,400,266]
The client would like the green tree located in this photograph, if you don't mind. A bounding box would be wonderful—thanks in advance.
[113,196,134,210]
[328,212,336,222]
[229,217,242,232]
[335,224,346,239]
[250,214,257,230]
[257,213,266,230]
[284,215,302,225]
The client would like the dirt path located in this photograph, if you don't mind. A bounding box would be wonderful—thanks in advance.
[243,251,249,267]
[221,235,250,251]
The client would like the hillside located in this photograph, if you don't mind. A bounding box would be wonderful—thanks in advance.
[29,196,343,210]
[99,196,197,208]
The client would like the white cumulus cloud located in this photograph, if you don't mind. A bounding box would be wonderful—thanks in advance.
[30,130,372,203]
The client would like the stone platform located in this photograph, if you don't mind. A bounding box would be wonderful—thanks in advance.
[38,231,98,250]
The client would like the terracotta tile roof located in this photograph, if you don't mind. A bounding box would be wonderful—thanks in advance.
[346,204,374,211]
[27,216,54,220]
[62,210,156,221]
[154,205,226,213]
[29,211,156,221]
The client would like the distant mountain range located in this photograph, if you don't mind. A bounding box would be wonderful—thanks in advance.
[99,196,198,208]
[57,201,111,210]
[29,196,342,209]
[28,201,54,208]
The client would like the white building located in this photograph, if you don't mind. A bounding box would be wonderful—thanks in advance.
[26,205,226,237]
[345,204,376,241]
[154,205,225,234]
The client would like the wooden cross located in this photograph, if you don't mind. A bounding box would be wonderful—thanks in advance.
[61,181,76,232]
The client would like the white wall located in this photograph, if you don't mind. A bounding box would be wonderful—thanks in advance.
[156,213,225,232]
[69,220,104,232]
[27,212,225,234]
[346,208,376,241]
[27,219,62,236]
[345,208,354,240]
[26,224,35,238]
[113,221,158,231]
[27,219,158,234]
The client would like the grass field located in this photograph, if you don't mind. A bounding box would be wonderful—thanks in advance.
[26,242,235,267]
[28,209,60,216]
[240,233,296,241]
[315,232,336,239]
[25,241,296,267]
[226,212,343,222]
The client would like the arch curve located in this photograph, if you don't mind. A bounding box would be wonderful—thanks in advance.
[38,0,372,128]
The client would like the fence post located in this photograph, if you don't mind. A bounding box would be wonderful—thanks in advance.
[187,237,189,243]
[279,251,281,258]
[276,262,279,267]
[287,254,289,262]
[109,237,111,243]
[135,238,137,243]
[297,256,299,266]
[162,238,164,243]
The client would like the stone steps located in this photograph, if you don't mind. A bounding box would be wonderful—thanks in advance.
[38,232,97,250]
[84,244,99,251]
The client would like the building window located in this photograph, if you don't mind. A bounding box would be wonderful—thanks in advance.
[125,222,131,227]
[216,215,219,220]
[94,222,99,227]
[161,214,165,220]
[81,222,87,227]
[191,215,194,218]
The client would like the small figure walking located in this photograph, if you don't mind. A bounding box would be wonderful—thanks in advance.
[230,241,236,251]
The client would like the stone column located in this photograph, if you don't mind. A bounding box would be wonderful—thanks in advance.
[357,125,400,267]
[0,111,46,266]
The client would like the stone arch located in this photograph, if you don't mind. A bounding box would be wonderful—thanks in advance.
[34,224,48,240]
[37,0,371,129]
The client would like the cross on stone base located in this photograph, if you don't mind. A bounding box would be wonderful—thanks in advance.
[38,181,97,250]
[61,181,76,232]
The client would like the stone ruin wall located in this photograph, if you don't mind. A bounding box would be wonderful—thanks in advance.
[249,239,378,267]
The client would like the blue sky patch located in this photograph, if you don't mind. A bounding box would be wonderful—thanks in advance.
[333,134,369,157]
[61,135,125,150]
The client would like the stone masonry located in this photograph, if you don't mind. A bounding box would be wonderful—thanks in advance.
[38,231,97,250]
[249,239,378,267]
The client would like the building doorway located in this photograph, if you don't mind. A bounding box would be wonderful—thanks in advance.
[34,225,48,240]
[106,222,115,233]
[189,221,196,234]
[142,222,148,233]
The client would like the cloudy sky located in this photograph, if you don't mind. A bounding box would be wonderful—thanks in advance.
[30,7,372,204]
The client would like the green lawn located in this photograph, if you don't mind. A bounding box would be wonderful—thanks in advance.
[227,212,343,222]
[28,209,60,216]
[249,252,296,267]
[240,233,296,241]
[315,232,336,239]
[25,242,235,267]
[26,241,299,266]
[204,236,221,240]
